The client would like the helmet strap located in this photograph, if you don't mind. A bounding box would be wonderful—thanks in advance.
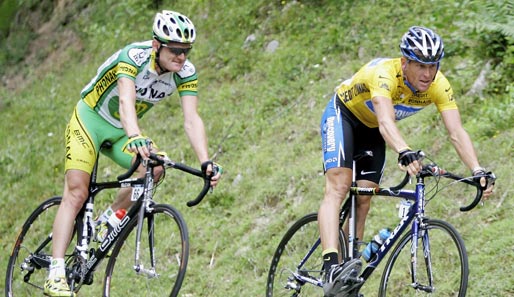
[155,45,169,74]
[403,77,418,93]
[402,59,418,93]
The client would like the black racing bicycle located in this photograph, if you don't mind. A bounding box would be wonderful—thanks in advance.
[5,141,214,296]
[267,151,495,296]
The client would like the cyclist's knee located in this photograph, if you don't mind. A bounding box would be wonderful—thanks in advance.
[323,186,349,209]
[357,195,372,212]
[153,165,164,180]
[62,186,88,209]
[324,185,349,203]
[324,168,352,200]
[63,170,90,208]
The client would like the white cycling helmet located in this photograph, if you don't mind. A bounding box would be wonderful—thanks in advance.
[153,10,195,44]
[400,26,444,64]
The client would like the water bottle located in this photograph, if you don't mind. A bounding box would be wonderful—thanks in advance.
[97,208,126,241]
[107,208,126,233]
[362,228,391,262]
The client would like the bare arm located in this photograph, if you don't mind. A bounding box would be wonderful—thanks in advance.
[181,94,221,186]
[118,77,141,137]
[372,95,421,175]
[118,77,150,157]
[440,109,481,170]
[180,94,210,163]
[441,109,495,198]
[372,96,410,152]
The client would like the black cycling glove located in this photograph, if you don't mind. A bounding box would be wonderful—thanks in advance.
[398,149,419,167]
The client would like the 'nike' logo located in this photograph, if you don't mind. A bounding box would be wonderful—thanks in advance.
[360,170,377,175]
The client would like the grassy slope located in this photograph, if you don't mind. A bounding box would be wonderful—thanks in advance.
[1,0,512,296]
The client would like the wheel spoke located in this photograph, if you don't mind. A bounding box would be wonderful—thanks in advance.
[104,204,189,296]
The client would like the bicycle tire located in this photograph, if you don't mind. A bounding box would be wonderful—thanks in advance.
[5,196,68,296]
[378,218,468,296]
[266,212,347,297]
[103,203,189,297]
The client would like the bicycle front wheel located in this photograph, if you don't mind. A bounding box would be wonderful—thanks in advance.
[5,196,64,296]
[266,212,347,297]
[379,218,468,296]
[103,203,189,297]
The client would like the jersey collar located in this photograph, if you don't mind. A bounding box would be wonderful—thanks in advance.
[149,51,158,75]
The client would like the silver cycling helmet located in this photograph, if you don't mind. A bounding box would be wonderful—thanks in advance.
[399,26,444,64]
[153,10,195,44]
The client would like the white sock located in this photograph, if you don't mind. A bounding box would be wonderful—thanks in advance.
[48,258,66,279]
[98,207,114,224]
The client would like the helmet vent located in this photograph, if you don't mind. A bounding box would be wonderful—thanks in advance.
[153,10,196,43]
[399,26,444,64]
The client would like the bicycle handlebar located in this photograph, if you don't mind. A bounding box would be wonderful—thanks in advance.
[388,151,496,212]
[389,150,426,191]
[116,153,212,207]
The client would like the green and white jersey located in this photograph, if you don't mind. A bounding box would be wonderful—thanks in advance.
[81,40,198,128]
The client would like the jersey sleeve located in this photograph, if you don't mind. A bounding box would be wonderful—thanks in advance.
[431,73,458,112]
[174,60,198,96]
[367,65,397,100]
[116,45,149,80]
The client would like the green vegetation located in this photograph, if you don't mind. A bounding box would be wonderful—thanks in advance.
[1,0,512,296]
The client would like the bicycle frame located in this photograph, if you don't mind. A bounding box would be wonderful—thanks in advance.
[73,152,211,283]
[289,160,487,291]
[27,151,210,287]
[291,180,420,289]
[58,153,151,285]
[5,140,214,296]
[346,179,420,285]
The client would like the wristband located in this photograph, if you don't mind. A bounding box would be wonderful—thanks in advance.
[397,146,412,154]
[472,166,486,175]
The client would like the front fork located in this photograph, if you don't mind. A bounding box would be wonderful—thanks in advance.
[410,216,434,292]
[133,171,158,278]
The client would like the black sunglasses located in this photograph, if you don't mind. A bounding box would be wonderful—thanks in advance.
[161,44,192,56]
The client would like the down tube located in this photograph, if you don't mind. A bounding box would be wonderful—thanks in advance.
[361,194,417,279]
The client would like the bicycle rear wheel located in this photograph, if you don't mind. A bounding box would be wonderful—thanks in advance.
[379,218,468,296]
[103,203,189,297]
[266,212,347,297]
[5,196,67,296]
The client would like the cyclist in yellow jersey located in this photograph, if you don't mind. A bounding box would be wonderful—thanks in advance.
[44,10,222,296]
[319,26,495,297]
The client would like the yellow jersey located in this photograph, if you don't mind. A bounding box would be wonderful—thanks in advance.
[335,58,457,128]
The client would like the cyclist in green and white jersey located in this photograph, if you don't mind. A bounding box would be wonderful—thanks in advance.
[44,10,222,296]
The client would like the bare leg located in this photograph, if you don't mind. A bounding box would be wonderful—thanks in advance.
[52,170,90,258]
[341,180,377,243]
[319,167,352,252]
